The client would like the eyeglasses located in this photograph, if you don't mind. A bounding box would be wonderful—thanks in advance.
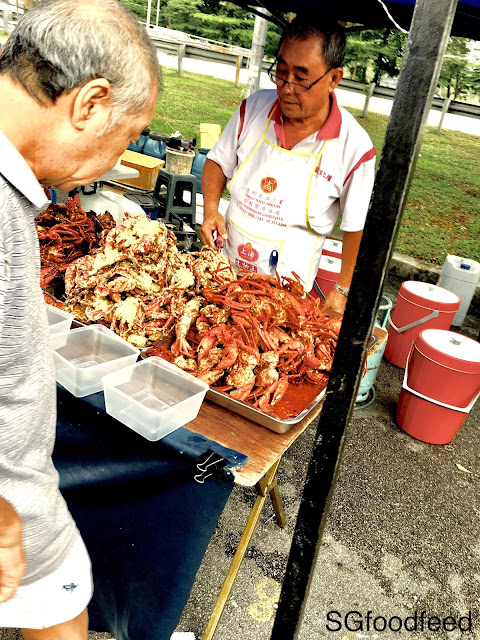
[268,62,330,94]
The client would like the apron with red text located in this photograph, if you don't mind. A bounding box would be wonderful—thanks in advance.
[224,111,330,291]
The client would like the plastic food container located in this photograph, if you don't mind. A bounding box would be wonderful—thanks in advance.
[102,357,209,441]
[52,325,140,397]
[46,304,74,335]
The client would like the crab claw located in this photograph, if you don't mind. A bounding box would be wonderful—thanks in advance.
[271,377,289,406]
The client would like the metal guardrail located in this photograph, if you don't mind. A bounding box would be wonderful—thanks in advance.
[339,78,480,118]
[149,32,276,71]
[151,35,252,68]
[148,28,253,67]
[148,26,251,57]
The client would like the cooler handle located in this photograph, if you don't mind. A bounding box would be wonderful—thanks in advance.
[376,296,393,330]
[389,309,439,333]
[402,345,480,413]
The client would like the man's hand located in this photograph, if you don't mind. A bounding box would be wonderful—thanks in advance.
[200,158,228,249]
[199,212,228,250]
[323,287,348,314]
[0,498,26,603]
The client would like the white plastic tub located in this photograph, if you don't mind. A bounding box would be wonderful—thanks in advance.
[52,325,140,397]
[437,255,480,326]
[102,357,209,441]
[46,304,74,335]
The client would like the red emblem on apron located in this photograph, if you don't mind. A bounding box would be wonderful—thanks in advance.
[238,242,259,262]
[260,177,277,193]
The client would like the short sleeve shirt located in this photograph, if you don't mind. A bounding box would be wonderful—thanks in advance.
[0,131,78,585]
[208,89,376,235]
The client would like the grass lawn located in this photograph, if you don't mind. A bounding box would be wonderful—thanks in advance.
[153,68,480,266]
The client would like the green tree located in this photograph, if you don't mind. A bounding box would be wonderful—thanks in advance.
[163,0,203,31]
[439,37,471,99]
[119,0,283,57]
[343,30,381,82]
[190,2,282,56]
[121,0,148,21]
[463,64,480,100]
[371,29,407,83]
[191,7,255,46]
[343,28,407,84]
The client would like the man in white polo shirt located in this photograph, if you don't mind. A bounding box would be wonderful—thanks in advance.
[0,0,158,637]
[200,14,376,314]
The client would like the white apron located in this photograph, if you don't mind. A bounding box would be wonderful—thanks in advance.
[224,111,331,291]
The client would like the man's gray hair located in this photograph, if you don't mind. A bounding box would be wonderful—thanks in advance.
[279,14,346,70]
[0,0,159,128]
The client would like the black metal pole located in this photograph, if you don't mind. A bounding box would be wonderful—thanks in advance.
[270,0,459,637]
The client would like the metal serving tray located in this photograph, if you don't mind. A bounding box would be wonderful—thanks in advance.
[206,386,327,434]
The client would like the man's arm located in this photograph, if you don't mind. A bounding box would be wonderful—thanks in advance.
[0,496,26,603]
[323,229,363,314]
[199,159,228,249]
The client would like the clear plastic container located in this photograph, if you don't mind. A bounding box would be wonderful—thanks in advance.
[46,304,74,335]
[102,357,209,441]
[52,325,140,397]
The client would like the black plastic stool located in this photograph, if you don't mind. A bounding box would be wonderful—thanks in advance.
[154,168,196,226]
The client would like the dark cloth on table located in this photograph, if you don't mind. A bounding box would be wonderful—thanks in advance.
[54,385,245,640]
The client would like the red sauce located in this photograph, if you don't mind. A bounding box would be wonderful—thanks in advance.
[263,379,327,419]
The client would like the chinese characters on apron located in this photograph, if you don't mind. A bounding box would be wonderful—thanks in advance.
[224,110,331,292]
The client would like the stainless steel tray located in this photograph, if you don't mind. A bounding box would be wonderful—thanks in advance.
[206,386,327,434]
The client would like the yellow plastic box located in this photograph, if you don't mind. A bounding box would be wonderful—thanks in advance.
[199,123,221,149]
[119,150,165,191]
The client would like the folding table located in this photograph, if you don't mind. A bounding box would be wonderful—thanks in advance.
[53,326,386,640]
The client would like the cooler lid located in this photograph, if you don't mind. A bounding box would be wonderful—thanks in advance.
[318,255,342,274]
[401,281,460,311]
[417,329,480,373]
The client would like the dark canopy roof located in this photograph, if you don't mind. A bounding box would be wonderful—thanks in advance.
[237,0,480,40]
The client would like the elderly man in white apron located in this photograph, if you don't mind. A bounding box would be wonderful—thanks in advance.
[200,14,376,314]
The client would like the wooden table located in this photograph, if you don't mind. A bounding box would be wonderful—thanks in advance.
[184,326,388,639]
[185,393,324,487]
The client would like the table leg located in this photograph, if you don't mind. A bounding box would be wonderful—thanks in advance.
[201,457,285,640]
[268,477,286,529]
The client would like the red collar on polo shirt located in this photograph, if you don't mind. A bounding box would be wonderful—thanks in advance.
[270,92,342,148]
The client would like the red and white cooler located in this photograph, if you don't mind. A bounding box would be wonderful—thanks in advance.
[312,254,342,299]
[322,238,343,260]
[385,281,460,368]
[397,329,480,445]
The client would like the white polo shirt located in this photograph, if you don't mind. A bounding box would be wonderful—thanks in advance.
[208,89,376,236]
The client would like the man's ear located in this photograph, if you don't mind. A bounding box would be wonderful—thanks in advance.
[71,78,112,131]
[328,68,344,93]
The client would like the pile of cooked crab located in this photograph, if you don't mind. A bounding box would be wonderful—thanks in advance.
[36,199,116,293]
[48,212,340,412]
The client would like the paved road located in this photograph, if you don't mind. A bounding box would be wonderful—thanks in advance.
[157,51,480,137]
